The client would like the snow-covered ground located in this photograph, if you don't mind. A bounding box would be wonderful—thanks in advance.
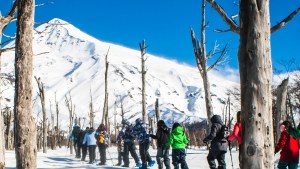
[5,146,293,169]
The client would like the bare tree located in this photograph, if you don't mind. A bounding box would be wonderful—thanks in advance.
[34,76,47,153]
[206,0,300,168]
[191,0,228,135]
[55,92,61,148]
[274,78,289,142]
[140,40,147,122]
[4,107,13,150]
[155,98,160,121]
[89,89,95,128]
[102,47,110,128]
[14,0,37,167]
[0,1,17,167]
[65,92,76,154]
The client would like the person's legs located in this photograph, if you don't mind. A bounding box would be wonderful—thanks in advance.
[216,152,226,169]
[277,161,288,169]
[99,144,107,164]
[81,145,87,161]
[163,148,171,169]
[122,143,130,166]
[287,162,298,169]
[156,147,163,169]
[207,151,217,169]
[129,142,140,164]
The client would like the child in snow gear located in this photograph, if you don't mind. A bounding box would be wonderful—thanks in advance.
[227,111,242,166]
[80,127,89,161]
[166,122,189,169]
[150,120,171,169]
[121,119,142,168]
[132,118,155,169]
[82,127,97,164]
[275,121,299,169]
[203,115,228,169]
[70,124,81,158]
[95,124,110,165]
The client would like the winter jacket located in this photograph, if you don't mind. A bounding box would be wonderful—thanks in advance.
[132,122,150,144]
[150,126,170,147]
[203,115,228,152]
[120,126,136,143]
[166,126,188,149]
[95,129,109,145]
[228,122,242,145]
[82,129,97,146]
[288,123,300,139]
[70,125,81,142]
[275,130,299,163]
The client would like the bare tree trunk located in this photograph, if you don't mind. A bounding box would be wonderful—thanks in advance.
[274,78,289,142]
[35,77,47,153]
[0,107,5,167]
[14,0,37,168]
[5,107,12,150]
[155,98,160,121]
[55,93,61,148]
[102,48,110,125]
[89,89,95,128]
[140,40,147,122]
[239,0,274,168]
[65,92,75,154]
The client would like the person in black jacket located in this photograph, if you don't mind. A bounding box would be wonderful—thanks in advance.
[121,119,141,168]
[203,115,228,169]
[150,120,171,169]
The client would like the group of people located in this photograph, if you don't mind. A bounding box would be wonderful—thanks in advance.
[204,111,300,169]
[70,111,300,169]
[70,123,109,165]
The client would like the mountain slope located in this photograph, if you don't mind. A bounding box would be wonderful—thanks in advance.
[1,18,239,129]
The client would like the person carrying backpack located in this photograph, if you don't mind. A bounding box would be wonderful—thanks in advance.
[150,120,171,169]
[275,121,299,169]
[166,122,189,169]
[132,118,155,169]
[80,127,89,161]
[82,127,97,164]
[227,111,242,165]
[70,123,81,158]
[120,119,141,168]
[203,115,228,169]
[95,124,110,165]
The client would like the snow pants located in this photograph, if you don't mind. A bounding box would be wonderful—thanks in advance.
[157,146,171,169]
[207,150,226,169]
[123,142,140,165]
[172,148,189,169]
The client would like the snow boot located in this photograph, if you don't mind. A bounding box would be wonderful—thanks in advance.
[148,160,156,167]
[136,162,142,168]
[139,163,148,169]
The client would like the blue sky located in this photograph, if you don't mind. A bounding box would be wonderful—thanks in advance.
[1,0,300,73]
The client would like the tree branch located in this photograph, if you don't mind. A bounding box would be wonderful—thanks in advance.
[1,47,15,53]
[271,6,300,33]
[206,0,240,34]
[207,42,229,71]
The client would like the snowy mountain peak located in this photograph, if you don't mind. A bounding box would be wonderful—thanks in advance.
[1,18,239,129]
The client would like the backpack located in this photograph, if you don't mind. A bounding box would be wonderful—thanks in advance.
[99,134,105,144]
[73,126,80,141]
[219,125,230,139]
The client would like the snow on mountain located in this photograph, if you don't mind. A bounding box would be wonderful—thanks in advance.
[1,18,239,130]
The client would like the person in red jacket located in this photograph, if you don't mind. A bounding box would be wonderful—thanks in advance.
[227,111,242,165]
[275,121,299,169]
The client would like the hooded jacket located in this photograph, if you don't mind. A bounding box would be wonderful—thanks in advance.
[275,130,299,163]
[82,128,97,146]
[228,122,242,145]
[203,115,228,152]
[166,126,188,149]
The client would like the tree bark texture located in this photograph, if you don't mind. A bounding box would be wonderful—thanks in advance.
[239,0,274,168]
[140,40,147,122]
[274,78,289,142]
[155,98,160,121]
[5,108,13,150]
[14,0,37,168]
[102,49,109,125]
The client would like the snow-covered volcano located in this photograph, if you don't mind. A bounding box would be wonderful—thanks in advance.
[1,18,239,129]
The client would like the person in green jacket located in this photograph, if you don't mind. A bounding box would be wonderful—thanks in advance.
[288,123,300,138]
[166,122,189,169]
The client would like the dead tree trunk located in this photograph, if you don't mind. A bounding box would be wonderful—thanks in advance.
[35,77,47,153]
[190,0,227,135]
[0,2,17,167]
[89,89,95,128]
[238,1,273,168]
[102,48,110,125]
[140,40,147,122]
[55,93,61,148]
[14,0,37,167]
[274,78,289,142]
[5,107,12,150]
[155,98,160,121]
[65,92,75,154]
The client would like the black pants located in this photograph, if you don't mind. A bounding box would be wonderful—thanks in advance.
[81,145,87,161]
[123,142,140,165]
[139,142,152,165]
[172,149,189,169]
[207,151,226,169]
[98,144,107,164]
[76,143,81,158]
[118,151,123,164]
[157,146,170,169]
[88,145,96,163]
